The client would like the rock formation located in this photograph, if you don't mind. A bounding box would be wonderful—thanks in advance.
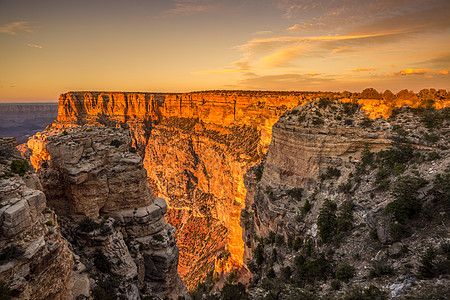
[239,100,449,299]
[28,127,188,299]
[0,137,73,299]
[42,90,449,290]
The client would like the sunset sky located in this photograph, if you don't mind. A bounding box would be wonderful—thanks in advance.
[0,0,449,102]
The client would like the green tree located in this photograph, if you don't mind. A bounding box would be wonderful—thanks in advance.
[317,199,337,242]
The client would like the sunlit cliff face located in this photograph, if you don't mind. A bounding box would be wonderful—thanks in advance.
[28,90,449,289]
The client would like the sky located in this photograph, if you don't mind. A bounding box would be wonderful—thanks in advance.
[0,0,449,102]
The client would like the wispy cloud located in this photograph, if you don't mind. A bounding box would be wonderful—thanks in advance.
[25,43,42,49]
[287,23,327,32]
[0,21,35,35]
[390,68,449,76]
[353,68,376,72]
[162,0,213,17]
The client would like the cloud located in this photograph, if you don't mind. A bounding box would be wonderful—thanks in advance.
[0,21,34,35]
[353,68,376,72]
[287,23,327,32]
[416,52,450,69]
[253,30,273,36]
[390,68,449,76]
[25,43,42,49]
[162,0,213,17]
[192,69,255,75]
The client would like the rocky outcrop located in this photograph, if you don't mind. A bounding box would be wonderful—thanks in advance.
[28,127,188,299]
[0,137,73,299]
[240,101,450,299]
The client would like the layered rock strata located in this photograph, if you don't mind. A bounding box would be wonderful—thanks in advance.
[28,127,188,299]
[42,90,449,290]
[241,101,450,298]
[0,137,73,299]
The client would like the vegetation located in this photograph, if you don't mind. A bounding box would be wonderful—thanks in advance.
[321,167,341,180]
[369,261,394,278]
[0,245,24,262]
[287,187,303,201]
[94,250,111,273]
[77,217,102,232]
[10,159,29,176]
[385,176,428,223]
[317,199,337,242]
[110,139,122,148]
[335,263,355,282]
[221,282,248,300]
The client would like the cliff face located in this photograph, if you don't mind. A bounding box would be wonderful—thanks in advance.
[41,90,449,291]
[0,137,73,299]
[241,101,450,299]
[46,91,307,289]
[28,127,188,299]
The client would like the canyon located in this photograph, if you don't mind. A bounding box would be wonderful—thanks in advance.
[41,89,449,290]
[2,89,448,299]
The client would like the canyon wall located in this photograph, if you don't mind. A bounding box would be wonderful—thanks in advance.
[0,137,73,299]
[240,100,449,298]
[41,90,449,290]
[28,126,188,299]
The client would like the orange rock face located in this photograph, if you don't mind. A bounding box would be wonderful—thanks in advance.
[38,90,449,290]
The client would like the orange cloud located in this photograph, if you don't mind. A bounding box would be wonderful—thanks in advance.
[353,68,376,72]
[0,21,34,35]
[390,69,449,76]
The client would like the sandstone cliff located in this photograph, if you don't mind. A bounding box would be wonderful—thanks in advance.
[28,127,188,299]
[0,137,73,299]
[42,90,449,291]
[239,101,449,299]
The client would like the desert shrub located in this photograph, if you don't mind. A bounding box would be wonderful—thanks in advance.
[221,282,248,300]
[275,234,284,246]
[331,280,341,290]
[92,277,119,300]
[344,119,354,125]
[377,143,414,168]
[281,266,292,281]
[390,222,412,240]
[338,180,352,194]
[418,246,436,278]
[344,284,387,300]
[385,176,428,223]
[129,147,137,153]
[369,261,394,278]
[110,139,122,148]
[267,268,276,279]
[361,145,374,166]
[427,151,440,161]
[0,245,24,262]
[295,253,332,283]
[312,117,324,125]
[287,187,303,201]
[293,237,303,251]
[360,117,373,127]
[153,233,164,241]
[424,132,440,143]
[10,159,29,176]
[336,263,355,282]
[94,250,111,273]
[343,102,360,115]
[45,221,53,226]
[321,167,341,180]
[62,130,68,135]
[254,164,264,181]
[430,171,450,204]
[254,243,264,266]
[77,217,101,232]
[301,199,312,214]
[317,199,337,242]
